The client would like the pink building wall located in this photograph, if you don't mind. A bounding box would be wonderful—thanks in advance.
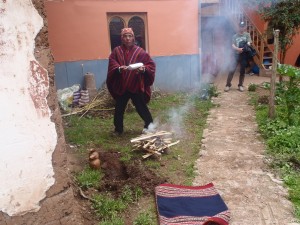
[246,8,300,65]
[45,0,199,63]
[287,33,300,66]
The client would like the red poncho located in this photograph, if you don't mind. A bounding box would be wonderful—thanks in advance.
[106,45,156,103]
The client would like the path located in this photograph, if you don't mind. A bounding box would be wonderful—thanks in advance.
[193,73,299,225]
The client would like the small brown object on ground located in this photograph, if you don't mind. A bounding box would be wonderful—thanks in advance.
[88,149,101,170]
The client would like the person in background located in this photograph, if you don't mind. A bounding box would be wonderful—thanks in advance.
[225,21,252,92]
[106,27,156,135]
[246,59,260,76]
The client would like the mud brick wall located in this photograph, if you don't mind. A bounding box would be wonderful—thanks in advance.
[0,1,89,224]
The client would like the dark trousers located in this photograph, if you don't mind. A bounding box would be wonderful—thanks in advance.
[114,91,153,133]
[226,53,248,87]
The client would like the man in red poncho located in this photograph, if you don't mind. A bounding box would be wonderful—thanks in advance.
[106,27,156,135]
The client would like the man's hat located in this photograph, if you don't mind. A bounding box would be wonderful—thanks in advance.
[121,28,134,36]
[239,21,246,27]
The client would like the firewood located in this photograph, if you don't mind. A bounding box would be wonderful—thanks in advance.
[156,146,168,152]
[142,151,161,159]
[130,131,172,142]
[130,130,179,159]
[162,138,172,142]
[167,140,180,147]
[143,138,156,148]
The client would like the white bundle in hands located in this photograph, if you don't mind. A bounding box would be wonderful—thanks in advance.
[127,63,143,70]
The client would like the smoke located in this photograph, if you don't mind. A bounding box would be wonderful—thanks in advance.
[151,100,193,138]
[200,15,236,86]
[199,1,258,86]
[167,104,191,137]
[150,2,255,137]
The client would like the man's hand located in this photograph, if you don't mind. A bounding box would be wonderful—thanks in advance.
[232,44,243,54]
[137,66,146,73]
[118,65,128,73]
[237,48,244,54]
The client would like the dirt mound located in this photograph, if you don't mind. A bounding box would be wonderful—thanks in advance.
[98,151,167,197]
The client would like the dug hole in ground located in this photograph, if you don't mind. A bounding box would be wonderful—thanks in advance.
[193,72,300,225]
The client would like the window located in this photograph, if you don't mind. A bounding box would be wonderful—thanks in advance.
[128,16,145,49]
[109,16,125,50]
[108,13,147,51]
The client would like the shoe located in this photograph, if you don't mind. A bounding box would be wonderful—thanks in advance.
[224,86,230,92]
[249,72,255,76]
[111,131,121,137]
[142,122,157,134]
[111,129,123,136]
[238,86,244,92]
[142,128,150,134]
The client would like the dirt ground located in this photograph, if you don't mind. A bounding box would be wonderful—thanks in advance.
[193,72,300,225]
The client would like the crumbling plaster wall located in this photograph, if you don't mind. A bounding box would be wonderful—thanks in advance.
[0,1,88,224]
[0,0,57,216]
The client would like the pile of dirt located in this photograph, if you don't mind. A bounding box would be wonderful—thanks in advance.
[85,150,167,198]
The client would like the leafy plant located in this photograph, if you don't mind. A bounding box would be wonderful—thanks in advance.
[267,126,300,154]
[252,80,300,221]
[199,84,219,100]
[248,83,257,92]
[277,64,300,125]
[259,117,288,138]
[261,81,270,90]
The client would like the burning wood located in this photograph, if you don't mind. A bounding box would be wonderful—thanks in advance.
[131,131,180,159]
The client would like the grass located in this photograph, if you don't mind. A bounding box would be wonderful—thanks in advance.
[92,193,127,220]
[133,209,157,225]
[64,90,215,224]
[284,172,300,218]
[76,167,103,189]
[91,185,145,224]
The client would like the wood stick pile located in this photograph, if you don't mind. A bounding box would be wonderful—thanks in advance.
[62,86,162,117]
[131,131,180,159]
[62,87,113,116]
[62,87,135,117]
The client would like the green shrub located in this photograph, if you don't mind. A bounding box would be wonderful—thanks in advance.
[248,83,257,92]
[267,126,300,154]
[259,118,288,138]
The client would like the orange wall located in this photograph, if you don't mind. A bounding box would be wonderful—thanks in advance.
[286,33,300,65]
[245,9,265,32]
[246,8,300,65]
[45,0,199,62]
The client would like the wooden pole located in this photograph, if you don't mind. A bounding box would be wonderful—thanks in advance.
[268,29,280,119]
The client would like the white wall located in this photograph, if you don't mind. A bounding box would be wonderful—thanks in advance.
[0,1,57,216]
